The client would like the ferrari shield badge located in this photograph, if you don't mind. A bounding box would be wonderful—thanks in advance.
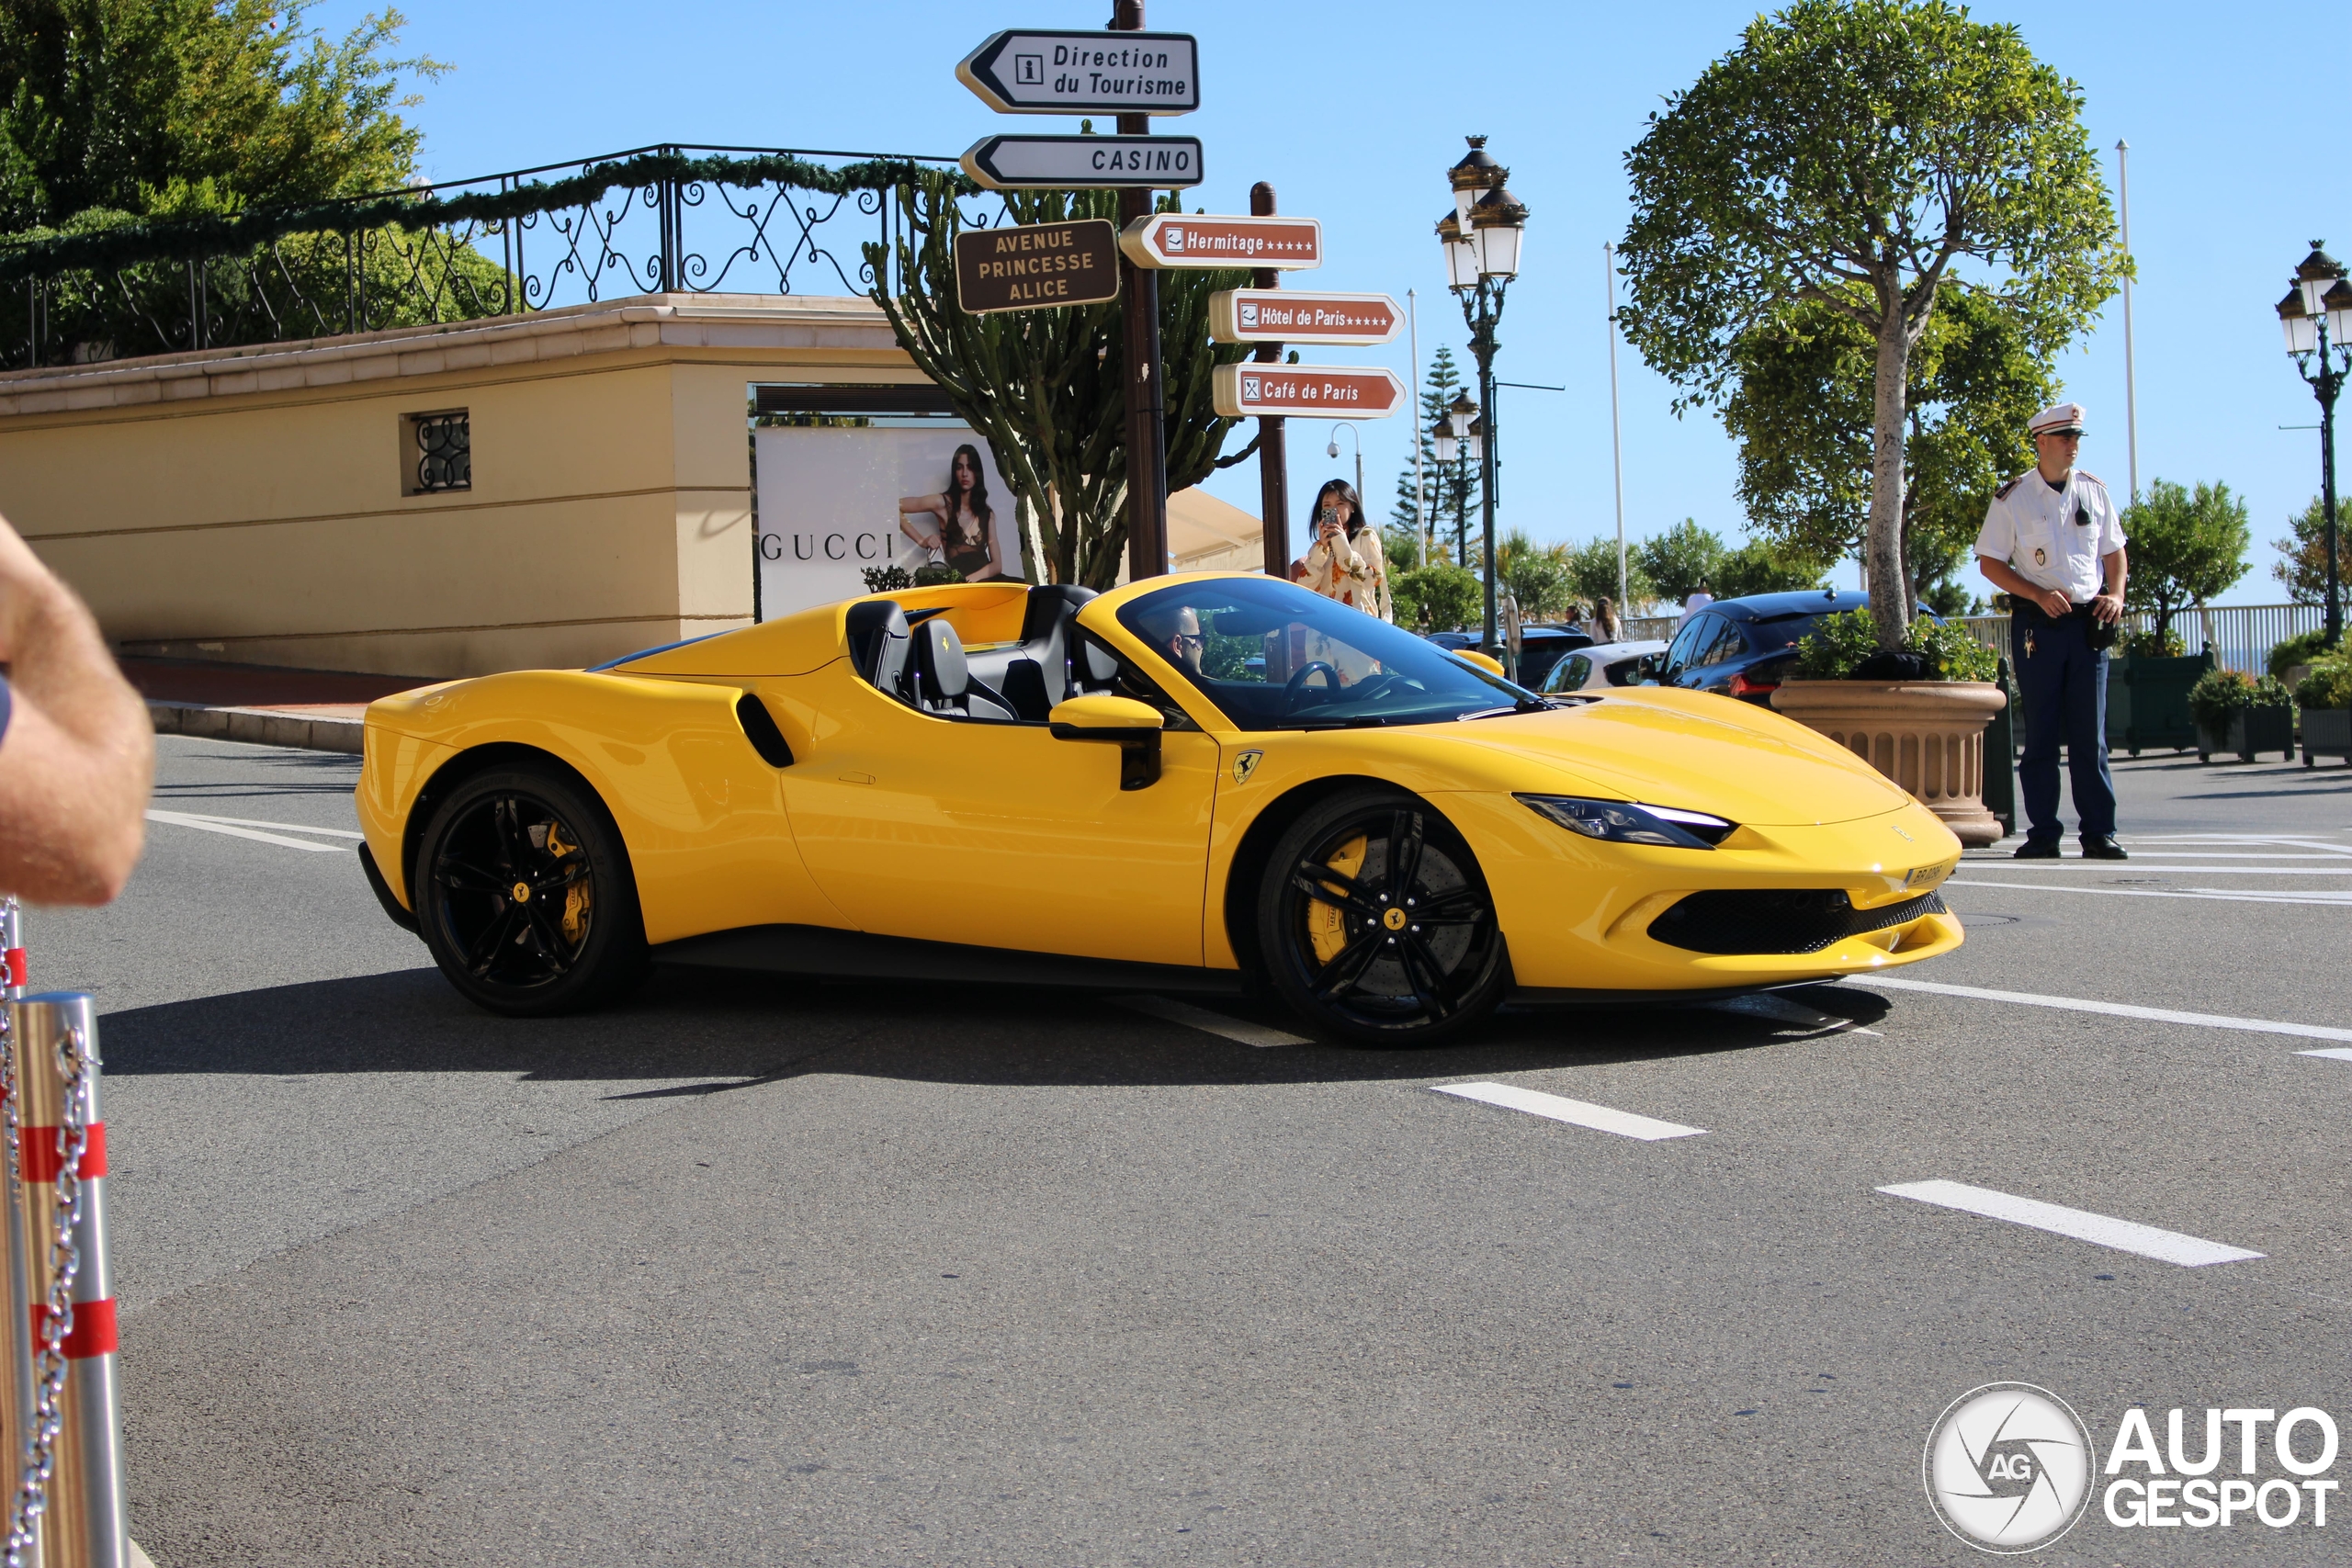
[1232,750,1264,784]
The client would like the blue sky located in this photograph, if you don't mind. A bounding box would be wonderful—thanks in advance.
[325,1,2349,604]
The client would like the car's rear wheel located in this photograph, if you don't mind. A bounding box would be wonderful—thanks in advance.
[415,765,647,1016]
[1257,788,1508,1046]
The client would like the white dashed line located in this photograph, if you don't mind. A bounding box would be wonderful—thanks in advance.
[1877,1179,2264,1267]
[1432,1082,1704,1141]
[1946,877,2352,908]
[1113,995,1308,1049]
[145,809,356,853]
[1846,975,2352,1043]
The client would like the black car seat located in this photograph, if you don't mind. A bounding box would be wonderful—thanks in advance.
[910,618,1016,721]
[997,584,1099,717]
[845,600,912,695]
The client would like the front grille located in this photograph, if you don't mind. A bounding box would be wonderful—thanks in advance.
[1646,889,1948,955]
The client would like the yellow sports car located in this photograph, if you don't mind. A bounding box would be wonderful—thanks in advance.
[356,574,1962,1043]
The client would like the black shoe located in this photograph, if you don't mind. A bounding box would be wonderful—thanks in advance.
[2014,840,2061,860]
[2082,836,2129,861]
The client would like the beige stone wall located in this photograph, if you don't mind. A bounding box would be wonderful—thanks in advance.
[0,293,920,677]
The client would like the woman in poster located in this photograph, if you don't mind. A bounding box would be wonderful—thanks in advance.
[898,444,1003,581]
[1296,479,1390,622]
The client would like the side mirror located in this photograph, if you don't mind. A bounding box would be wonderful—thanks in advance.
[1634,654,1661,683]
[1048,694,1164,790]
[1453,649,1506,678]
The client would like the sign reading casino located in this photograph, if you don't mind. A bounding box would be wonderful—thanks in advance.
[955,220,1121,313]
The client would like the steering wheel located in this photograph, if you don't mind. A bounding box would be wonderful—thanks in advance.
[1283,660,1341,710]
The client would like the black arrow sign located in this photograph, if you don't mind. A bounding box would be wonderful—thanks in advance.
[962,134,1204,191]
[957,29,1200,116]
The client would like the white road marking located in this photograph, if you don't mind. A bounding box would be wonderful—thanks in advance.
[144,809,352,853]
[1433,1081,1705,1141]
[1947,877,2352,908]
[1848,975,2352,1043]
[2299,1049,2352,1066]
[2129,835,2352,855]
[1877,1179,2264,1267]
[1113,995,1308,1049]
[1959,865,2352,875]
[157,810,364,840]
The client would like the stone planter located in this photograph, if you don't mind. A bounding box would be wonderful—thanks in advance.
[2304,707,2352,767]
[1770,680,2007,847]
[2197,705,2293,763]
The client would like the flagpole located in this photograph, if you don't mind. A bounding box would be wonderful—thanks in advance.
[2116,138,2139,502]
[1604,242,1628,612]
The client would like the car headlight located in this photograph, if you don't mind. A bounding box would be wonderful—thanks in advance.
[1517,794,1736,851]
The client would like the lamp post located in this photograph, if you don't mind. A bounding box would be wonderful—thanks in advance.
[1325,423,1363,506]
[2278,241,2352,649]
[1436,135,1529,658]
[1434,388,1476,565]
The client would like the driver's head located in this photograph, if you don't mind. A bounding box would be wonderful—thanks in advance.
[1140,603,1205,675]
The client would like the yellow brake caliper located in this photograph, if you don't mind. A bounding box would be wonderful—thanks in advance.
[546,819,591,943]
[1307,834,1368,964]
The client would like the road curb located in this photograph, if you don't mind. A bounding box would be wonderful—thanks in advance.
[147,700,363,755]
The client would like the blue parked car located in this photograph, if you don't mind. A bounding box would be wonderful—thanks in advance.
[1649,588,1908,705]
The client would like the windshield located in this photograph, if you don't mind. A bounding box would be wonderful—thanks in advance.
[1115,577,1536,730]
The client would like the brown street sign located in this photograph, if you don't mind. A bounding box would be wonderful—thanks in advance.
[1212,364,1406,419]
[1209,289,1403,346]
[955,220,1122,314]
[1119,214,1321,270]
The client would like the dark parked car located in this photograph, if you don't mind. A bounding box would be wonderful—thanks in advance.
[1426,626,1593,690]
[1648,588,1896,705]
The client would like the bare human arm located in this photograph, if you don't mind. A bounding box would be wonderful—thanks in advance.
[1976,556,2071,619]
[898,494,946,550]
[0,513,152,903]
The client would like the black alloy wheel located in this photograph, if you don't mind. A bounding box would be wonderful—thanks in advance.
[1258,788,1508,1045]
[415,766,647,1016]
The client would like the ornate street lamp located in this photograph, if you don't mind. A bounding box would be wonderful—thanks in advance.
[1435,135,1532,660]
[2278,242,2351,648]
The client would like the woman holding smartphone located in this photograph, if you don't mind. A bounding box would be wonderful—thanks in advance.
[1295,479,1390,623]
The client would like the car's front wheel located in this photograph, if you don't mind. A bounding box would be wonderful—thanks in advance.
[415,765,648,1016]
[1257,788,1509,1046]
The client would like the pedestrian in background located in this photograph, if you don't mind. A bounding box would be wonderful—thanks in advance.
[1678,582,1713,627]
[1973,401,2129,861]
[1296,479,1390,622]
[1592,597,1623,642]
[0,511,153,901]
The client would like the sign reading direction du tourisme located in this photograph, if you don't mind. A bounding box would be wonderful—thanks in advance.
[955,219,1121,314]
[957,29,1199,115]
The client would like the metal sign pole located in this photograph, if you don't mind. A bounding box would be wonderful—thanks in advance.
[1114,0,1170,583]
[1251,181,1289,580]
[6,993,125,1568]
[0,902,25,1566]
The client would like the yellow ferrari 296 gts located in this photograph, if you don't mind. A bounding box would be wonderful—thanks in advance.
[356,573,1963,1043]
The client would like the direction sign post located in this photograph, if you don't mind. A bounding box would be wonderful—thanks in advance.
[1213,365,1408,421]
[957,29,1199,116]
[1210,289,1402,346]
[1113,0,1169,581]
[955,220,1121,314]
[1248,181,1289,580]
[1119,213,1320,269]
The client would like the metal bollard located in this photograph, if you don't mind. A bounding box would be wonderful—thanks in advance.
[0,902,29,1560]
[6,994,124,1568]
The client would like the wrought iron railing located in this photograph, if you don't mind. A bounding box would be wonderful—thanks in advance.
[0,144,1002,372]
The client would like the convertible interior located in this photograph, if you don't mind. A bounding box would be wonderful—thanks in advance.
[843,585,1124,723]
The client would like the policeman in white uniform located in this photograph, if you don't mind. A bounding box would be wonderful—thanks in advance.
[1973,401,2130,860]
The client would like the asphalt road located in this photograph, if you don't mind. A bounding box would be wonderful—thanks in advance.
[27,734,2352,1565]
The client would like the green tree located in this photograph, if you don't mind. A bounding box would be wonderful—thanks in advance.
[1724,284,2063,609]
[1390,344,1478,566]
[0,1,437,234]
[1714,537,1831,599]
[2271,495,2341,605]
[1494,529,1573,622]
[1619,0,2122,649]
[2122,479,2250,646]
[1391,560,1480,634]
[1561,535,1648,614]
[1634,519,1726,606]
[867,177,1259,589]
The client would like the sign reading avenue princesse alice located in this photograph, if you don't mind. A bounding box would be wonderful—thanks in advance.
[1213,364,1407,420]
[1210,289,1402,346]
[1119,214,1321,270]
[955,220,1121,314]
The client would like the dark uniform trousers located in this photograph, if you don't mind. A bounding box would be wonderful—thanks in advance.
[2010,607,2116,844]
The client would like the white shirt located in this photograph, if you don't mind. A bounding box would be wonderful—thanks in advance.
[1678,592,1713,627]
[1974,468,2126,602]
